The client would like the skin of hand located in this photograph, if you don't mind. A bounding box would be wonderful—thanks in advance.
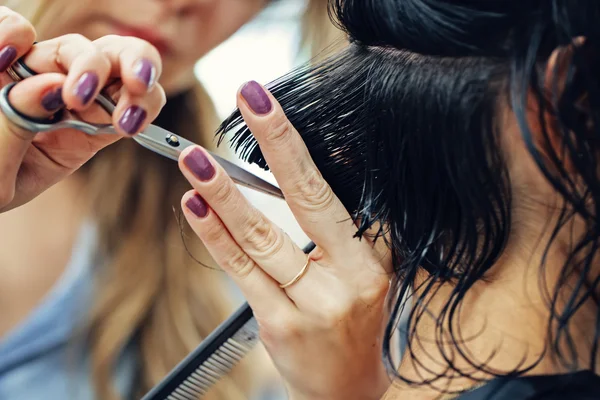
[179,81,394,400]
[0,6,166,213]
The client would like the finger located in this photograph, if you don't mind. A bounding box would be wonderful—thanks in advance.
[179,146,311,287]
[0,73,66,208]
[0,6,36,72]
[23,34,111,111]
[237,81,364,256]
[110,83,166,135]
[93,35,162,95]
[10,73,67,117]
[181,190,295,315]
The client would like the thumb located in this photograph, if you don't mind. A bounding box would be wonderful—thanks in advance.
[0,73,66,209]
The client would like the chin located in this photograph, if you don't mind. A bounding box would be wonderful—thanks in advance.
[161,74,197,97]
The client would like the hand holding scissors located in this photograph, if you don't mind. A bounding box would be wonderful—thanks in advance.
[0,8,282,214]
[0,6,165,212]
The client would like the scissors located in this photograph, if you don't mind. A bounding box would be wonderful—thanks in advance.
[0,57,284,199]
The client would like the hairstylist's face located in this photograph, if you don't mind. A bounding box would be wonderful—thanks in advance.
[46,0,268,94]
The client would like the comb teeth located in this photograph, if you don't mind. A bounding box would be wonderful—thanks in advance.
[166,320,259,399]
[142,306,259,400]
[144,244,316,400]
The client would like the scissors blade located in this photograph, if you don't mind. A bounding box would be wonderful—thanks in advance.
[7,59,284,200]
[138,125,284,199]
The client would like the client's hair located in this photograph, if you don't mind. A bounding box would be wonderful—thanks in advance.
[218,0,600,386]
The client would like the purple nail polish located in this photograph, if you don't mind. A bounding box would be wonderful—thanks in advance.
[74,72,99,105]
[133,58,157,89]
[240,81,272,115]
[0,46,17,72]
[118,106,147,134]
[186,194,208,218]
[184,148,216,182]
[41,88,64,111]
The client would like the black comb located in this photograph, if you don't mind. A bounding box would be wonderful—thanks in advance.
[142,242,315,399]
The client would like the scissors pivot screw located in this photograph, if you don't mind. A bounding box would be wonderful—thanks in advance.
[166,134,180,147]
[3,57,284,199]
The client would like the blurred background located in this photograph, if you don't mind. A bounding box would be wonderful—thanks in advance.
[197,0,308,121]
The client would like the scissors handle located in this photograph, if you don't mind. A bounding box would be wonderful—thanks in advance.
[0,83,119,135]
[9,57,118,113]
[2,56,285,199]
[3,58,118,135]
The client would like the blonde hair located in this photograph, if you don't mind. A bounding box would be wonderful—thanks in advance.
[4,0,346,398]
[4,1,248,399]
[302,0,347,60]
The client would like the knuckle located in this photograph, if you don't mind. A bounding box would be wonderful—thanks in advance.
[257,315,302,345]
[93,34,122,45]
[202,219,227,244]
[0,9,35,41]
[62,33,89,45]
[98,34,121,42]
[226,250,255,279]
[211,179,235,204]
[0,8,23,25]
[92,34,120,50]
[113,35,160,61]
[318,299,351,326]
[241,212,283,257]
[264,113,293,145]
[292,169,336,211]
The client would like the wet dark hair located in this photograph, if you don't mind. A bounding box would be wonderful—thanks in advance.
[217,0,600,388]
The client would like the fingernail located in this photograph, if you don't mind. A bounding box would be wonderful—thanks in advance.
[240,81,272,115]
[74,72,99,105]
[0,46,17,72]
[41,87,65,111]
[184,148,215,182]
[118,105,147,135]
[186,193,208,218]
[133,58,157,90]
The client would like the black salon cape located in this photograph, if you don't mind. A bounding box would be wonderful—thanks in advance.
[458,371,600,399]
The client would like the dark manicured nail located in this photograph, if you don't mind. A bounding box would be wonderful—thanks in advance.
[41,87,64,111]
[134,58,157,90]
[184,148,215,182]
[240,81,272,115]
[186,194,208,218]
[0,46,17,72]
[118,105,147,134]
[74,72,99,105]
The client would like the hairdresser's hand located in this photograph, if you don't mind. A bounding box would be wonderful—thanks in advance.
[179,81,392,400]
[0,7,165,212]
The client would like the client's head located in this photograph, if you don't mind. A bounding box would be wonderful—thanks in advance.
[219,0,600,390]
